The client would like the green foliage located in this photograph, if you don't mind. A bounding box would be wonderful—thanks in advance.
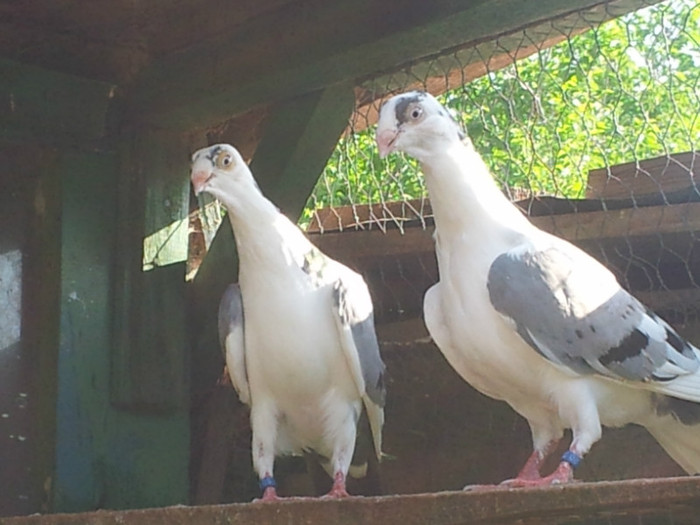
[302,0,699,227]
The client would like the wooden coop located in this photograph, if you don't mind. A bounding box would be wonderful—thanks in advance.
[1,0,699,523]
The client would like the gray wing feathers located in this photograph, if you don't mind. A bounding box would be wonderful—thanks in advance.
[218,283,243,353]
[218,283,250,405]
[332,274,386,459]
[333,278,386,407]
[488,245,700,393]
[350,316,386,407]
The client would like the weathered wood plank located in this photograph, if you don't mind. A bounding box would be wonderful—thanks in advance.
[536,201,700,242]
[0,59,114,147]
[0,0,298,84]
[313,225,433,261]
[311,201,700,261]
[587,151,698,200]
[111,128,190,412]
[6,477,700,525]
[53,150,118,512]
[131,0,656,131]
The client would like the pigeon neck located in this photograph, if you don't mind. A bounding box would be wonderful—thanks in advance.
[221,190,309,274]
[421,141,530,236]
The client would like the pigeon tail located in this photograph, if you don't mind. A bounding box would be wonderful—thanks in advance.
[646,417,700,474]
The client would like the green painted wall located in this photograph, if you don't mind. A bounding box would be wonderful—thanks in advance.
[53,150,189,512]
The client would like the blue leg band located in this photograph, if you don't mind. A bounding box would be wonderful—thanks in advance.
[561,450,582,469]
[260,475,276,491]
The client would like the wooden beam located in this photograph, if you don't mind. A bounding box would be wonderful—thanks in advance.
[313,225,433,261]
[587,151,698,200]
[0,59,114,147]
[250,82,356,219]
[535,201,700,242]
[130,0,655,131]
[311,201,700,261]
[6,477,700,524]
[110,127,191,413]
[53,149,118,511]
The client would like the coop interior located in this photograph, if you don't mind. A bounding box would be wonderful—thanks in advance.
[1,0,699,523]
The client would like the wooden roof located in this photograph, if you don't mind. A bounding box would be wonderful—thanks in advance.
[0,0,297,84]
[1,0,658,136]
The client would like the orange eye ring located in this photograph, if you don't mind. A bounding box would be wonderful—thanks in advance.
[216,154,234,169]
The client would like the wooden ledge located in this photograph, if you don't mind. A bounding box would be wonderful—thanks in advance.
[6,477,700,524]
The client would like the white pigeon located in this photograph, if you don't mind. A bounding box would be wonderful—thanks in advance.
[376,91,700,485]
[191,144,386,499]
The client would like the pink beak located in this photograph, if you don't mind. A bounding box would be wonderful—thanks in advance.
[376,128,399,159]
[191,170,212,195]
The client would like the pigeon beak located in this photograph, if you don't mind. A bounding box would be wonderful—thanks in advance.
[376,128,399,159]
[191,170,212,195]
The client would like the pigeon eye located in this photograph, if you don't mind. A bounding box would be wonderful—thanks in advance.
[217,154,234,169]
[410,107,423,120]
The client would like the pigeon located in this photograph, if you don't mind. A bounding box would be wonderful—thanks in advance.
[191,144,386,500]
[376,91,700,485]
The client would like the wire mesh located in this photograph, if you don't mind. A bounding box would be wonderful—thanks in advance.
[303,0,698,232]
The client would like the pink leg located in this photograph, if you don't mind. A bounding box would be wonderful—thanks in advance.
[502,446,579,488]
[518,440,559,480]
[259,486,280,501]
[503,460,574,487]
[323,471,351,498]
[464,441,578,491]
[500,439,575,487]
[514,449,547,481]
[254,474,280,502]
[463,445,553,492]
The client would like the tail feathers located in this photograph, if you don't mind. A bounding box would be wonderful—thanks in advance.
[363,394,385,462]
[654,347,700,402]
[348,462,368,478]
[647,415,700,474]
[313,453,369,479]
[656,372,700,403]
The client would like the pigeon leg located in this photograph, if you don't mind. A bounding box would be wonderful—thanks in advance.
[501,449,579,487]
[323,471,351,498]
[251,405,279,500]
[254,474,280,502]
[513,450,547,481]
[508,438,560,483]
[503,461,575,487]
[260,487,279,501]
[321,412,355,498]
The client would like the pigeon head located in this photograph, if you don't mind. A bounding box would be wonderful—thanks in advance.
[190,143,256,201]
[376,91,465,161]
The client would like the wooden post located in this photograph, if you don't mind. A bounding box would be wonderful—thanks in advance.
[111,127,191,412]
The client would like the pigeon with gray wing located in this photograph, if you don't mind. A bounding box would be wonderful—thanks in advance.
[192,144,386,500]
[376,91,700,485]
